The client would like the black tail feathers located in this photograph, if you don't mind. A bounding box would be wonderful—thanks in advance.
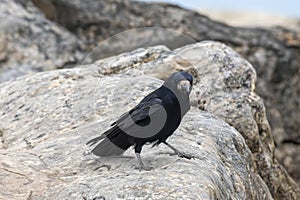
[86,126,132,156]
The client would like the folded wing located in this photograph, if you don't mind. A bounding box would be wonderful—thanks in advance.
[86,93,164,156]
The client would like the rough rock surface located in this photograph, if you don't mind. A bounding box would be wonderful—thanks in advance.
[2,0,299,160]
[1,0,300,195]
[93,41,300,199]
[30,0,300,184]
[1,42,299,199]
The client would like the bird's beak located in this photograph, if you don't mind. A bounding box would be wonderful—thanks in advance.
[177,80,191,94]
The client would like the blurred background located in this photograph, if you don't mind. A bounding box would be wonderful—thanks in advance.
[140,0,300,30]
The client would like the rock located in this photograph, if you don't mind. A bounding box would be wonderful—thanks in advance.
[93,41,300,199]
[1,0,299,195]
[275,143,300,186]
[175,43,300,199]
[45,109,273,200]
[1,42,299,199]
[0,0,84,82]
[31,0,300,184]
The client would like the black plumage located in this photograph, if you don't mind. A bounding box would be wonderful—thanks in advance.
[87,71,193,170]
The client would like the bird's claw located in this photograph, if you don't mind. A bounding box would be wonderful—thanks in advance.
[134,164,153,171]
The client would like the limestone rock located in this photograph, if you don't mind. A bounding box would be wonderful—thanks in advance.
[1,42,299,199]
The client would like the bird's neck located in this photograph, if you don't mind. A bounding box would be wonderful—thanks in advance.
[161,85,190,117]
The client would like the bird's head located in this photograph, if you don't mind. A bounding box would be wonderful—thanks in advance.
[164,71,193,95]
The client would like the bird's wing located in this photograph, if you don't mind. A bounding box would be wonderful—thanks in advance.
[109,94,164,134]
[87,95,165,156]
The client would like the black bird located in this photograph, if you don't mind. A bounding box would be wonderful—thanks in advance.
[87,71,193,170]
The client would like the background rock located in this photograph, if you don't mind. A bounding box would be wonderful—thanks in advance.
[0,0,84,82]
[1,42,299,199]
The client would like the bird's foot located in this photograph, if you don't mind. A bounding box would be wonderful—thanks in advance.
[133,164,153,171]
[135,152,153,171]
[163,142,193,160]
[176,151,192,159]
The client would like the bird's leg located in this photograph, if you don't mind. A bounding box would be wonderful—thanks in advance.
[163,141,191,159]
[134,145,152,171]
[135,153,152,171]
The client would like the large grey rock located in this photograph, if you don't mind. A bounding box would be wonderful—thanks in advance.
[93,41,300,199]
[2,1,299,181]
[1,42,299,199]
[0,0,84,82]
